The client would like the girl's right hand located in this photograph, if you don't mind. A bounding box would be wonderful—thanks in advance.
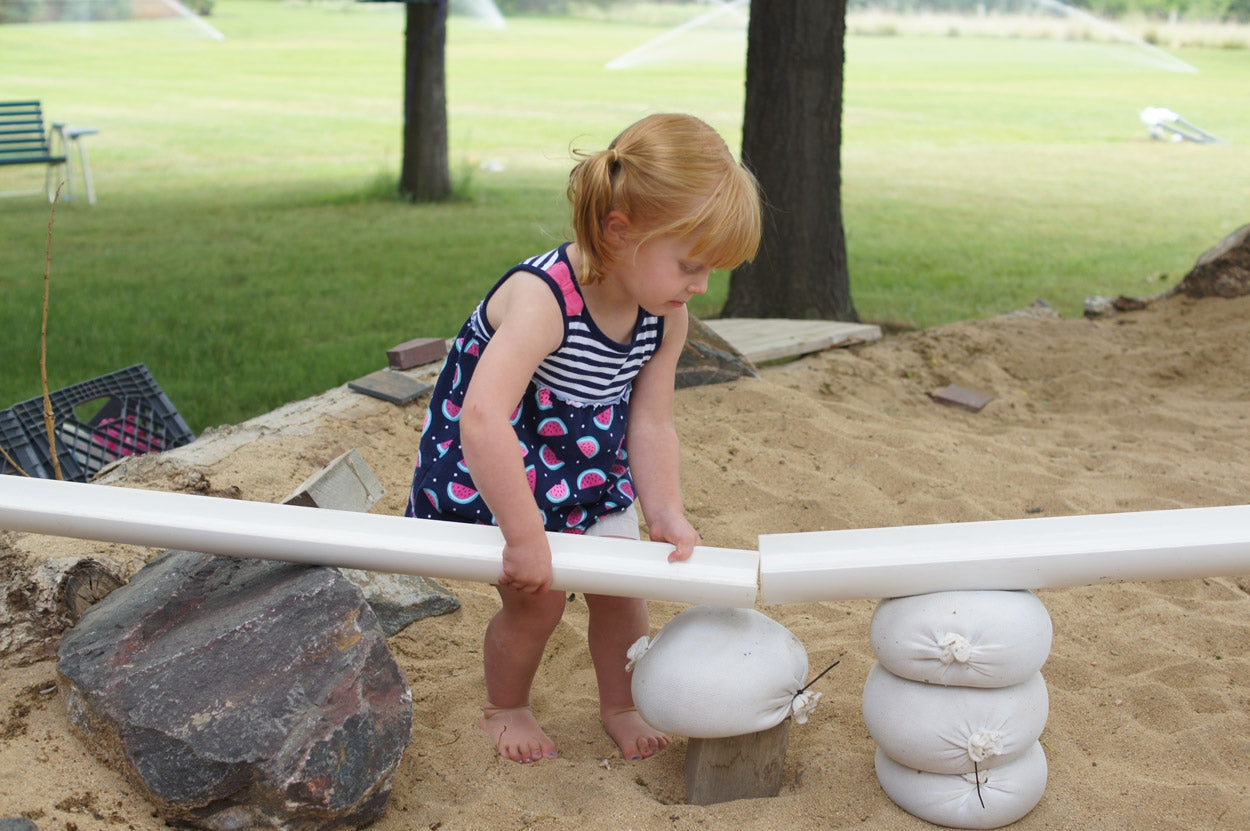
[498,537,554,594]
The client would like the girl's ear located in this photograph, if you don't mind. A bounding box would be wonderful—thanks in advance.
[603,210,632,249]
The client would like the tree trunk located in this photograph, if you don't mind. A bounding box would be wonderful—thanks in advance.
[725,0,856,321]
[400,1,451,202]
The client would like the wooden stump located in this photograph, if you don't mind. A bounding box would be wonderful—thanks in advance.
[683,718,791,805]
[1,553,128,665]
[60,559,124,621]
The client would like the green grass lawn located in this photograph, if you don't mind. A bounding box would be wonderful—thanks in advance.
[1,1,1246,431]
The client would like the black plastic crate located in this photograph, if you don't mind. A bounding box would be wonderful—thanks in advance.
[0,408,50,478]
[3,364,195,482]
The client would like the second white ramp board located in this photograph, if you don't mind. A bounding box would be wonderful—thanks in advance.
[758,505,1250,604]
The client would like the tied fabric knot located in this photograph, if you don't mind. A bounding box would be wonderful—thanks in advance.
[790,690,822,724]
[624,635,650,672]
[937,632,973,665]
[967,729,1004,763]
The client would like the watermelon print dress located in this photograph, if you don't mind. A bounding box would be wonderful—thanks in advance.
[405,244,665,534]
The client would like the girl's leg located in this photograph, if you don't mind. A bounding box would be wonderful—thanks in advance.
[481,586,567,762]
[584,592,670,761]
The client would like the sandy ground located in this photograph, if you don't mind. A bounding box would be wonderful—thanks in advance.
[2,292,1248,830]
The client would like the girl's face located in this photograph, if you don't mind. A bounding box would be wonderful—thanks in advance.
[618,235,712,318]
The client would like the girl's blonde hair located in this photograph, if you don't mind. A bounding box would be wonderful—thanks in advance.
[567,113,762,285]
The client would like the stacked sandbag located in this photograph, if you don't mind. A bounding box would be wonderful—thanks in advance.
[627,605,821,738]
[863,590,1052,829]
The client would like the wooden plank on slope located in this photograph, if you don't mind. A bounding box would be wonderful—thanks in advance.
[703,318,882,364]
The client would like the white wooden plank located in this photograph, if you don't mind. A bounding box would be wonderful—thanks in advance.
[759,504,1250,603]
[703,318,882,363]
[0,476,760,607]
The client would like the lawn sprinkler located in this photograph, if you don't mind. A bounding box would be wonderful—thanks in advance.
[1140,106,1223,144]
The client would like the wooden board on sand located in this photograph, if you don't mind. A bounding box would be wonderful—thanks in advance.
[703,318,882,364]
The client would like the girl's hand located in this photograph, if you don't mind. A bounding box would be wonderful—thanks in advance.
[648,514,701,563]
[621,310,700,564]
[498,536,554,594]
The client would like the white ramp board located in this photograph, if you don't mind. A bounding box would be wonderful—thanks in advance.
[0,477,759,607]
[759,505,1250,604]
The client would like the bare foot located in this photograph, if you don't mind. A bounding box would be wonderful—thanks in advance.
[603,706,669,761]
[480,702,558,763]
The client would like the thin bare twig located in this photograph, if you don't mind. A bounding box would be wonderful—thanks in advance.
[798,659,840,694]
[0,445,29,477]
[42,182,65,480]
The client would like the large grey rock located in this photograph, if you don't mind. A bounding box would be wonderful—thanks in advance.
[56,550,412,830]
[339,569,459,636]
[1178,223,1250,299]
[676,315,758,389]
[0,818,40,831]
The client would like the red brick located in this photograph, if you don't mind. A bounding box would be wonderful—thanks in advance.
[386,337,447,370]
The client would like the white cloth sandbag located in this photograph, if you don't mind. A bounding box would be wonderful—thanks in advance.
[874,742,1048,830]
[870,590,1053,688]
[862,663,1048,775]
[627,605,817,739]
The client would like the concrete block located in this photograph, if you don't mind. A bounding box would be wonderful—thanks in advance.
[283,448,385,513]
[348,370,433,405]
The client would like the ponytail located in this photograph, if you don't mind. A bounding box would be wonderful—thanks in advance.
[566,147,623,285]
[567,114,761,286]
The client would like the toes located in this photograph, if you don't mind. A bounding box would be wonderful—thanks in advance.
[603,709,669,761]
[510,738,555,763]
[632,729,669,760]
[481,705,557,763]
[623,736,655,761]
[502,741,529,764]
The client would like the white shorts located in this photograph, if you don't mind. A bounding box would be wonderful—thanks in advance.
[586,503,640,540]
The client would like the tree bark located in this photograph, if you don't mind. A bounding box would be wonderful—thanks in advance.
[725,0,856,321]
[399,1,451,202]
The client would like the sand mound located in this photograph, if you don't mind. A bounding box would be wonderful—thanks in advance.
[2,294,1248,829]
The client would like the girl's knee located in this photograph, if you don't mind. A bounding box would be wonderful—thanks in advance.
[584,594,649,633]
[584,593,646,615]
[497,587,568,632]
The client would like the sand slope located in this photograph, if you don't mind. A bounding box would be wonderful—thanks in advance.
[2,293,1248,830]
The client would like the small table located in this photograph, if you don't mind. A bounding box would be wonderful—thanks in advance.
[53,124,99,204]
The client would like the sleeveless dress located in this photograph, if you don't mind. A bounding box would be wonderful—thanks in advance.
[405,244,665,534]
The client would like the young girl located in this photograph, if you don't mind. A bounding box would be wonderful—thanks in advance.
[405,113,761,764]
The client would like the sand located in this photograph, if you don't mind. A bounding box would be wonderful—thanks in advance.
[2,292,1248,830]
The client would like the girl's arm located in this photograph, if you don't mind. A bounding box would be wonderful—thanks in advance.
[461,273,564,593]
[624,306,701,562]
